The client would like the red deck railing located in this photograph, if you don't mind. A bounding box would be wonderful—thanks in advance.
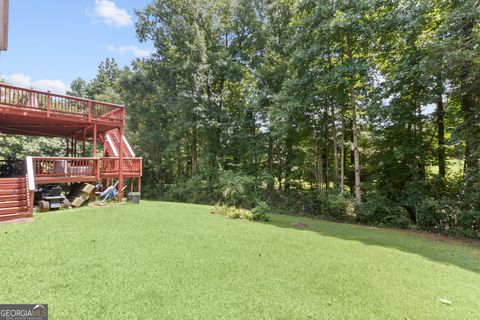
[101,157,142,176]
[31,157,142,180]
[33,157,98,178]
[0,83,124,123]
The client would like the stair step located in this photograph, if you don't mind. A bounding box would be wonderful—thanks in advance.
[0,200,28,209]
[0,207,29,215]
[0,194,27,202]
[0,177,26,184]
[0,182,25,187]
[0,185,25,190]
[0,213,32,221]
[0,189,26,196]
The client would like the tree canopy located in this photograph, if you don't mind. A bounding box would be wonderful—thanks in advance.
[60,0,480,237]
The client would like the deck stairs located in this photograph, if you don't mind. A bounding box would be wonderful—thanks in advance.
[0,177,32,221]
[102,129,135,158]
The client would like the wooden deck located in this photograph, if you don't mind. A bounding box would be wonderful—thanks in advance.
[0,82,142,221]
[0,82,125,137]
[32,157,142,184]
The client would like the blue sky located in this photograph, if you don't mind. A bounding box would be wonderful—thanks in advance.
[0,0,152,93]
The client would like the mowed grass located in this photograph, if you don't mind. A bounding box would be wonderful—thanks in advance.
[1,201,479,319]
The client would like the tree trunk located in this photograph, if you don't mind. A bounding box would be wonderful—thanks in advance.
[324,144,329,190]
[331,106,340,190]
[191,124,198,175]
[462,93,477,175]
[284,138,293,191]
[459,13,479,183]
[436,81,446,178]
[340,110,345,194]
[347,85,362,205]
[277,146,283,192]
[315,143,323,191]
[351,94,361,205]
[267,133,274,190]
[347,36,361,205]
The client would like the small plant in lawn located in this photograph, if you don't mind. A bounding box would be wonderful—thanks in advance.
[211,202,270,222]
[251,201,270,221]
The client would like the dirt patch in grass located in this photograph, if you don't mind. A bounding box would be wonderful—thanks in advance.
[290,222,309,229]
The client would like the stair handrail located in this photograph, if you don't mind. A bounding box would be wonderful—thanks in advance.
[25,156,35,213]
[25,156,35,191]
[123,135,136,157]
[105,132,119,156]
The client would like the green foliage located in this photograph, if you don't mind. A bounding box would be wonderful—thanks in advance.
[459,210,480,239]
[320,193,356,219]
[416,198,461,233]
[298,191,355,219]
[52,0,480,239]
[216,171,256,208]
[211,203,270,222]
[416,197,480,239]
[0,134,66,158]
[251,201,271,222]
[358,193,412,228]
[163,176,211,204]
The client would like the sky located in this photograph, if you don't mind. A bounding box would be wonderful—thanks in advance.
[0,0,152,94]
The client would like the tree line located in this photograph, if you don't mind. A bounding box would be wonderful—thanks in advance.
[63,0,479,237]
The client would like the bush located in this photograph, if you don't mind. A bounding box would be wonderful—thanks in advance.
[458,210,480,239]
[298,191,355,219]
[415,198,480,239]
[216,171,256,208]
[416,198,461,232]
[251,201,270,222]
[320,193,356,219]
[358,193,412,228]
[163,175,211,204]
[211,203,270,222]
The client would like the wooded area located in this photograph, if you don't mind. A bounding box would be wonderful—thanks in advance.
[3,0,479,237]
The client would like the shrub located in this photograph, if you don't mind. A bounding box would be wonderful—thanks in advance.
[416,198,461,232]
[216,171,256,208]
[358,193,412,228]
[298,191,355,219]
[211,203,269,222]
[458,210,480,239]
[256,171,275,191]
[251,201,270,222]
[163,175,210,204]
[320,193,356,219]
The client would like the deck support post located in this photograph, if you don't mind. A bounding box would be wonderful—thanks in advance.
[137,177,141,193]
[92,123,97,158]
[118,126,124,201]
[82,127,87,157]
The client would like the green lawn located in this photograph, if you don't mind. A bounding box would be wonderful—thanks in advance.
[1,201,479,319]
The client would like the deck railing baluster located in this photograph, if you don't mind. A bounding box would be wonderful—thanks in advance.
[0,83,124,123]
[28,157,141,182]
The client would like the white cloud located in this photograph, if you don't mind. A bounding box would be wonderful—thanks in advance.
[3,73,31,87]
[107,45,151,58]
[2,73,69,94]
[90,0,132,27]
